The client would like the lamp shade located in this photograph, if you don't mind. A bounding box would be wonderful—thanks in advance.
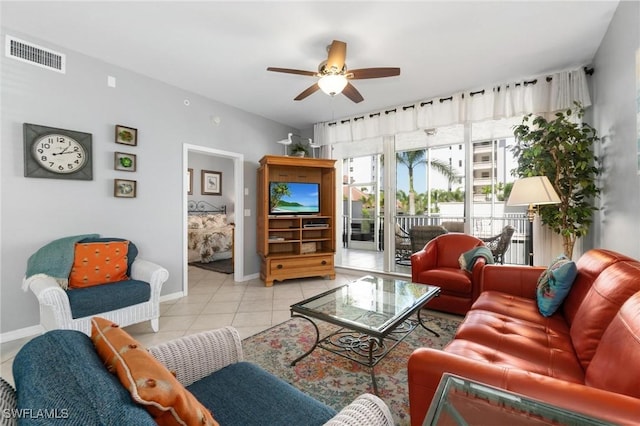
[318,74,348,96]
[507,176,561,206]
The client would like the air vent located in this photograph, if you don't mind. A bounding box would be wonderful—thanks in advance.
[5,35,65,73]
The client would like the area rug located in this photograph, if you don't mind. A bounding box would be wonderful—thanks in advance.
[189,258,233,274]
[242,311,461,425]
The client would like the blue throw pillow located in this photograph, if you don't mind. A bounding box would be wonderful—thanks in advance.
[536,255,578,317]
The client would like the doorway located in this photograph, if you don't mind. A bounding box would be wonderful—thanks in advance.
[182,143,244,295]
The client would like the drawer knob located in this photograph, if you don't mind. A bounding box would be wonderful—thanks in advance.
[321,260,327,265]
[277,264,283,269]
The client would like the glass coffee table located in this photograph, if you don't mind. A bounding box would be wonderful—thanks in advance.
[424,374,613,425]
[289,275,440,394]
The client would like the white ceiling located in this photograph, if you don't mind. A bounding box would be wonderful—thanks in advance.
[1,1,619,130]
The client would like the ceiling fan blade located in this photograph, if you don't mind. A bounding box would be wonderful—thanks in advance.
[267,67,317,77]
[349,67,401,79]
[342,82,364,103]
[294,83,320,101]
[326,40,347,72]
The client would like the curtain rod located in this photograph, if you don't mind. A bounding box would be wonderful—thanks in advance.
[327,66,595,124]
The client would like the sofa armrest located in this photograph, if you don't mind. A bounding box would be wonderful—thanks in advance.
[408,347,510,425]
[480,264,545,299]
[25,274,74,329]
[0,377,17,426]
[470,256,487,302]
[408,348,640,426]
[410,245,437,282]
[148,327,243,387]
[324,393,393,426]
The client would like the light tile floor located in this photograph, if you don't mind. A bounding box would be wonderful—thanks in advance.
[1,266,367,387]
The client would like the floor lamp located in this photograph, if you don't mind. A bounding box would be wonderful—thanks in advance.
[506,176,561,266]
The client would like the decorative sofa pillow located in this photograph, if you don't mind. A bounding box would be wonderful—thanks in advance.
[80,236,138,276]
[536,254,578,317]
[91,317,219,426]
[69,241,129,288]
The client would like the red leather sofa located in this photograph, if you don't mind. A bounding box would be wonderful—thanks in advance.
[411,233,486,315]
[408,249,640,425]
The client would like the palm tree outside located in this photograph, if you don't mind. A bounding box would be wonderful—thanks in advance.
[396,150,461,215]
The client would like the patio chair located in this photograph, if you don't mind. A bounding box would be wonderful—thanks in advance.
[409,226,448,253]
[479,225,515,264]
[395,224,412,264]
[441,221,465,233]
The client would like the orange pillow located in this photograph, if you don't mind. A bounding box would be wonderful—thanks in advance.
[90,317,219,426]
[69,241,129,288]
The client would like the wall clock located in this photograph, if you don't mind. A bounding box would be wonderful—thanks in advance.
[23,123,93,180]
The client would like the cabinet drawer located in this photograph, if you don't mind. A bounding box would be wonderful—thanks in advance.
[269,255,333,275]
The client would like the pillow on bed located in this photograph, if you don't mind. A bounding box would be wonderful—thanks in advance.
[202,214,227,228]
[187,216,204,229]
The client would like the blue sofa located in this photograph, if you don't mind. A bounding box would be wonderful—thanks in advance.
[3,327,393,425]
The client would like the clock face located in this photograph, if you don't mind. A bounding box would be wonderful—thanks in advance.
[23,123,93,180]
[32,134,88,174]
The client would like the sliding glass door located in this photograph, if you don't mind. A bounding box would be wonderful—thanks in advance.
[336,118,528,274]
[342,155,382,252]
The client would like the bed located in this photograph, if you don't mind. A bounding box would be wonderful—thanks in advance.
[187,201,234,264]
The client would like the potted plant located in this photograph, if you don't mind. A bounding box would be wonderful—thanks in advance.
[511,102,600,259]
[290,142,309,157]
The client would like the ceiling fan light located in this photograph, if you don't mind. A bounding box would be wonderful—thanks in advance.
[318,74,348,96]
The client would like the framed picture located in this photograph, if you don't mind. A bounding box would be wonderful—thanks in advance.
[115,124,137,146]
[114,152,137,172]
[201,170,222,195]
[187,168,193,195]
[114,179,137,198]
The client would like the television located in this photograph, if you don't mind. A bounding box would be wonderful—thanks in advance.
[269,182,320,215]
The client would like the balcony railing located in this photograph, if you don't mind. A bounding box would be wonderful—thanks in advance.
[343,213,529,265]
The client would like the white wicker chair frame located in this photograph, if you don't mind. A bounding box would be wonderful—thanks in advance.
[25,258,169,336]
[149,327,394,426]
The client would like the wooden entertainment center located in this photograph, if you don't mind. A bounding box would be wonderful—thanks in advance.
[257,155,336,286]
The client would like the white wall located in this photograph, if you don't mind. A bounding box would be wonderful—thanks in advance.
[591,0,640,259]
[0,29,295,335]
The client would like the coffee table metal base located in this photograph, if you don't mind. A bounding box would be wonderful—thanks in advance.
[291,309,438,395]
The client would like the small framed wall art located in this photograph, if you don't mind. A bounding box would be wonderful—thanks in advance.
[114,179,137,198]
[114,152,136,172]
[115,125,137,146]
[201,170,222,195]
[187,168,193,195]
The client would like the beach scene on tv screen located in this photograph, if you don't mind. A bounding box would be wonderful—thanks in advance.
[270,182,319,213]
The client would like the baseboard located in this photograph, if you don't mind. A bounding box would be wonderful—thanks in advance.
[240,272,259,282]
[160,291,184,302]
[0,324,43,343]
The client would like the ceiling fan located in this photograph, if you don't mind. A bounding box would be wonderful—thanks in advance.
[267,40,400,103]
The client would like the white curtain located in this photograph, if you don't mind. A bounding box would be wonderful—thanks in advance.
[314,66,592,145]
